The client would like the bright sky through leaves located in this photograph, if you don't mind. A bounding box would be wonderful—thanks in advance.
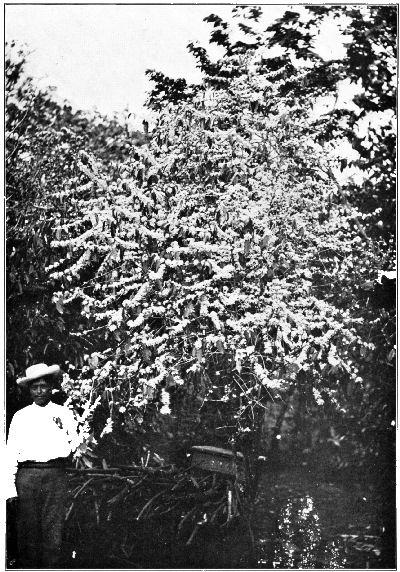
[6,4,350,125]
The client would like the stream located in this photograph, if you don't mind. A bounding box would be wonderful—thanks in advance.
[6,468,391,569]
[177,468,389,569]
[251,469,387,569]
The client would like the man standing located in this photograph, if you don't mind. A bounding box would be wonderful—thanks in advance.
[6,363,80,568]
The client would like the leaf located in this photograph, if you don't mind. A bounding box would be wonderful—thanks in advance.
[136,489,166,520]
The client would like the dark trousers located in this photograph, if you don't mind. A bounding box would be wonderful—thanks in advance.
[15,467,67,569]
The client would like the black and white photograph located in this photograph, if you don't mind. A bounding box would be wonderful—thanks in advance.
[5,3,396,569]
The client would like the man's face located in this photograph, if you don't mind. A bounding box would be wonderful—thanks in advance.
[29,378,52,407]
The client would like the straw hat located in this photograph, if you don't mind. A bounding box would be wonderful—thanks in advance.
[16,363,60,387]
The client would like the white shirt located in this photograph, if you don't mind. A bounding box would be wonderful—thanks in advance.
[6,401,80,499]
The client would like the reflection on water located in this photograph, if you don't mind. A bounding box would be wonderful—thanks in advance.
[266,495,348,568]
[254,471,384,569]
[272,495,330,568]
[323,539,347,569]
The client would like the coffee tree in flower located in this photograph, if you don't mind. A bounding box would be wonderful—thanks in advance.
[49,29,371,473]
